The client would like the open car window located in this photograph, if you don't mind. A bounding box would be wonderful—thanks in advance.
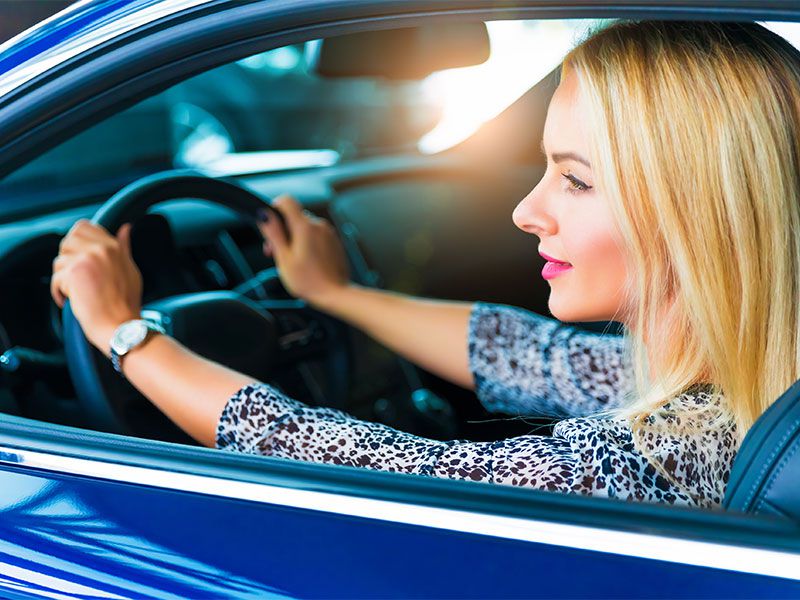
[0,13,799,507]
[0,18,605,217]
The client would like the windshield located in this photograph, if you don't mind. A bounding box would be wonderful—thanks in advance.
[0,19,606,214]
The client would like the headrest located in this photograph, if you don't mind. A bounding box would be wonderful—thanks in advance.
[724,379,800,519]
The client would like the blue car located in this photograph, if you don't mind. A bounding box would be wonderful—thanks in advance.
[0,1,798,597]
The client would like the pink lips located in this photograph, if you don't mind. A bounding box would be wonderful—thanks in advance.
[539,251,573,280]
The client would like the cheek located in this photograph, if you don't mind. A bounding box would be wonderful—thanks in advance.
[573,225,625,275]
[553,212,630,321]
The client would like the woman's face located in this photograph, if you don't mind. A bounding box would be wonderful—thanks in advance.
[513,69,630,323]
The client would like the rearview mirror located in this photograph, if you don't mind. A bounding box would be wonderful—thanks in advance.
[313,22,490,80]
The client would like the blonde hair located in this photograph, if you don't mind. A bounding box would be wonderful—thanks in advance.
[563,21,800,452]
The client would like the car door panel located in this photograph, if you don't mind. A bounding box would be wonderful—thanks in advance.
[0,459,797,598]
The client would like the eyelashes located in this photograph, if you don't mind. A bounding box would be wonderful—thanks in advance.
[562,173,592,194]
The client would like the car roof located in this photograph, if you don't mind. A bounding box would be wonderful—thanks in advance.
[0,0,215,97]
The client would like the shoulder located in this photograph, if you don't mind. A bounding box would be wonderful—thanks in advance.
[639,387,738,502]
[552,387,737,506]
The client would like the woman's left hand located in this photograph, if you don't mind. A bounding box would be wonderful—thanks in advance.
[50,220,143,354]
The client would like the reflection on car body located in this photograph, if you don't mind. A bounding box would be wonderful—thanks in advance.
[0,1,797,597]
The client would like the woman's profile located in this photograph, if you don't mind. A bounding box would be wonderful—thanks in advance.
[50,20,800,508]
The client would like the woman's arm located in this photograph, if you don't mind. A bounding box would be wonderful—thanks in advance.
[216,383,710,506]
[260,196,474,389]
[105,334,251,447]
[309,284,474,389]
[51,219,252,446]
[48,209,474,447]
[259,196,631,406]
[469,304,632,418]
[50,198,628,450]
[45,218,712,505]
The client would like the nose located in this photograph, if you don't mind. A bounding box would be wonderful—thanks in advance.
[512,185,557,237]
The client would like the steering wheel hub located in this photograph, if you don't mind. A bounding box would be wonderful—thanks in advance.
[142,291,280,379]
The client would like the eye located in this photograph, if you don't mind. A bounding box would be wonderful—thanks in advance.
[562,173,592,194]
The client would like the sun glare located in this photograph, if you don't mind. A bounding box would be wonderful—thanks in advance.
[418,20,601,155]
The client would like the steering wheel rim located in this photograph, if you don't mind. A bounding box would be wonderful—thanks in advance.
[62,170,301,436]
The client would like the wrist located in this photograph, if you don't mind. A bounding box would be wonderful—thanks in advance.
[109,318,166,375]
[88,313,140,357]
[307,282,361,315]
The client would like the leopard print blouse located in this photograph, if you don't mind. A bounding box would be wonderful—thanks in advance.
[216,302,738,507]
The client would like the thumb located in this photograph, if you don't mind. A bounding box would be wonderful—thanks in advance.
[117,223,133,257]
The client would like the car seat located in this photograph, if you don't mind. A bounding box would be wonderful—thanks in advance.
[724,379,800,519]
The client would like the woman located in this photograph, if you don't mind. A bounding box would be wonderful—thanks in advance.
[50,20,800,508]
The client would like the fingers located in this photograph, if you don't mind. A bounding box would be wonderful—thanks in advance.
[59,220,114,255]
[269,195,313,242]
[259,195,304,256]
[303,210,326,228]
[66,219,110,242]
[258,207,288,255]
[117,223,133,258]
[60,221,132,261]
[259,195,330,257]
[52,232,80,308]
[50,269,66,308]
[51,221,127,309]
[271,195,305,230]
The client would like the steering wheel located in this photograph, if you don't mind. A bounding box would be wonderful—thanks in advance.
[62,170,350,440]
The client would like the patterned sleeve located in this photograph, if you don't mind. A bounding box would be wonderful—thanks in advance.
[215,383,727,507]
[468,302,633,418]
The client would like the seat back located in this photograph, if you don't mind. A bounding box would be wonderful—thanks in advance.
[724,379,800,519]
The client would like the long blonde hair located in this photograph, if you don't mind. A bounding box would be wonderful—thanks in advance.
[564,21,800,447]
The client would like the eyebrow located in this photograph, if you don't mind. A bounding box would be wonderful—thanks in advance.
[539,139,592,169]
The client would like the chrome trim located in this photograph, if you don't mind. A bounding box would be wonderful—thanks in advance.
[0,445,798,580]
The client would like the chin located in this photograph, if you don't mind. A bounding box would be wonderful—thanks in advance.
[548,294,610,323]
[547,295,576,322]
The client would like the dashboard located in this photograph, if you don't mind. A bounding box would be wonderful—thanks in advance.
[0,190,426,438]
[0,159,550,443]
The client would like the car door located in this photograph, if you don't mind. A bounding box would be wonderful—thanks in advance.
[1,419,799,598]
[0,1,798,598]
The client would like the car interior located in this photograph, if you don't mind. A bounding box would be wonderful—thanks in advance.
[0,15,798,520]
[0,18,584,443]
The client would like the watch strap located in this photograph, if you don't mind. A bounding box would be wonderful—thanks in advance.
[111,347,123,374]
[110,320,166,376]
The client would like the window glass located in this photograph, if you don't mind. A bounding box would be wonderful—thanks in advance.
[0,19,604,212]
[764,21,800,48]
[420,19,601,153]
[3,18,799,213]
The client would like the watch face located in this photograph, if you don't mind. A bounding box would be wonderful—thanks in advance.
[111,320,148,356]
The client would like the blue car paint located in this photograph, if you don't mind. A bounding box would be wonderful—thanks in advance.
[0,463,796,599]
[0,0,144,75]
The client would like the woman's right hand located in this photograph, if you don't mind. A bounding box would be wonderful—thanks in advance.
[259,195,352,309]
[261,194,474,390]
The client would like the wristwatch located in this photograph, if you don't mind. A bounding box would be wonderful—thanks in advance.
[109,319,166,375]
